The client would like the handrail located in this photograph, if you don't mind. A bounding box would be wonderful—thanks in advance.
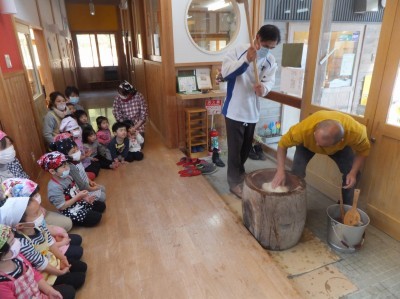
[264,91,302,109]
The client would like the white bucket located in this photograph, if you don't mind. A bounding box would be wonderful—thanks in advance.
[326,204,370,253]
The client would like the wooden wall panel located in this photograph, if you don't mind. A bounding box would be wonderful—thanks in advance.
[2,71,43,179]
[144,61,163,133]
[50,59,65,92]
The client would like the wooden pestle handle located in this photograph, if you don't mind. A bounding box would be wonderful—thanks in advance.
[242,0,260,84]
[352,189,360,209]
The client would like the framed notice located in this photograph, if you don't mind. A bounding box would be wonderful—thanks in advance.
[177,76,197,93]
[196,68,212,90]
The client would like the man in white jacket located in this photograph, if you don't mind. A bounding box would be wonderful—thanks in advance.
[221,24,280,198]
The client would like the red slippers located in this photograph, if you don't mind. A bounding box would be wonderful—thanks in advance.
[179,168,202,177]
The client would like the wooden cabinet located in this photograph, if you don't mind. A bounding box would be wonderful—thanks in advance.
[184,107,208,158]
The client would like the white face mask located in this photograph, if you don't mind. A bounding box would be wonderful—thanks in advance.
[56,103,66,111]
[70,150,81,161]
[72,129,81,138]
[33,213,45,228]
[0,145,16,164]
[2,239,21,261]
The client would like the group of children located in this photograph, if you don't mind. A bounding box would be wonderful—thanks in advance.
[0,80,148,298]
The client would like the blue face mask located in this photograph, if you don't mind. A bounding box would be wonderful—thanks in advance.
[257,47,270,59]
[59,168,70,179]
[69,97,80,104]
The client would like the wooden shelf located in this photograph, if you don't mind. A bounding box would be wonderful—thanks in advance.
[177,90,226,100]
[185,107,209,158]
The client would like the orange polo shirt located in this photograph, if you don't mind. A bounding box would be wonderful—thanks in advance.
[278,110,370,156]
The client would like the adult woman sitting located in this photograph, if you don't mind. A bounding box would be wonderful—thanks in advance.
[43,92,71,145]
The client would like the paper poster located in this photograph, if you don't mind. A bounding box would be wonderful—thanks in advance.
[340,53,355,76]
[280,67,304,97]
[205,99,222,115]
[196,68,212,90]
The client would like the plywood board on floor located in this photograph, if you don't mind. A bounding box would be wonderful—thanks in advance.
[292,265,358,299]
[269,233,340,277]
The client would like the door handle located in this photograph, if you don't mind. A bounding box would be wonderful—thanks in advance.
[370,137,376,143]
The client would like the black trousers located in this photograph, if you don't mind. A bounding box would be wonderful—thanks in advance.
[225,117,256,188]
[292,145,359,205]
[95,154,113,169]
[85,160,101,176]
[53,259,87,290]
[53,284,75,299]
[73,201,106,227]
[125,151,144,162]
[64,234,83,260]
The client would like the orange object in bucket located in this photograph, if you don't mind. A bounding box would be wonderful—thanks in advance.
[344,189,361,226]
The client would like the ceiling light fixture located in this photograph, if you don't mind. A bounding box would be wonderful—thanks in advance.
[89,0,95,16]
[208,0,229,11]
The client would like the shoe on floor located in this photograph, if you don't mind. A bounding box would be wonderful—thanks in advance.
[248,146,259,160]
[254,143,267,161]
[229,184,243,199]
[212,148,225,167]
[197,161,217,175]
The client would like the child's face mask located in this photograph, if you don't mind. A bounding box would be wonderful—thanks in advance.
[71,128,81,138]
[70,150,81,162]
[0,145,16,164]
[69,96,80,104]
[1,239,21,261]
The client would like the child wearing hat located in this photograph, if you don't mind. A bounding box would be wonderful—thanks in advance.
[1,178,84,261]
[0,129,73,232]
[0,224,75,298]
[37,151,105,227]
[50,134,106,203]
[0,195,86,292]
[59,116,100,179]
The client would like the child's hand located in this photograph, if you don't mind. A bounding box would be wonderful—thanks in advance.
[89,180,97,187]
[83,195,96,204]
[84,149,92,158]
[121,158,128,164]
[60,257,70,270]
[58,237,70,247]
[58,266,70,275]
[92,157,99,161]
[47,288,63,299]
[77,190,89,200]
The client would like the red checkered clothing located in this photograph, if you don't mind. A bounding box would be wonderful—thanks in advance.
[112,92,148,133]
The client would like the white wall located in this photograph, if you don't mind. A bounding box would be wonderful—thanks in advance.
[172,0,250,63]
[14,0,40,27]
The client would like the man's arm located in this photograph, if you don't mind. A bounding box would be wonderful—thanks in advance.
[344,155,367,189]
[271,146,288,188]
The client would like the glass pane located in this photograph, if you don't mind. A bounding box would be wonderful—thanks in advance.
[76,34,98,67]
[312,0,384,117]
[18,32,40,97]
[98,34,118,67]
[145,0,161,57]
[387,64,400,126]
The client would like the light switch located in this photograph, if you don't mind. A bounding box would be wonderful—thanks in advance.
[4,55,12,68]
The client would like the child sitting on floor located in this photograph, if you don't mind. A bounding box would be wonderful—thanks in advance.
[108,122,135,163]
[0,224,74,299]
[96,116,112,146]
[50,134,106,203]
[0,193,87,292]
[82,127,116,169]
[37,151,105,227]
[59,116,100,179]
[124,120,144,161]
[74,110,92,131]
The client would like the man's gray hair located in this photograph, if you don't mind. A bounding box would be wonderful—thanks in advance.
[316,120,344,144]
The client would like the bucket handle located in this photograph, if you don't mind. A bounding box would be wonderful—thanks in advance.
[331,222,366,250]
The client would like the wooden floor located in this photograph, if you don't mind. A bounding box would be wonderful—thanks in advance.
[39,123,301,299]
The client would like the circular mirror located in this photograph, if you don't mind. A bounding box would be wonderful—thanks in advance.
[186,0,240,53]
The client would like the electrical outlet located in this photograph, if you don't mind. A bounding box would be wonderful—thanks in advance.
[4,55,12,68]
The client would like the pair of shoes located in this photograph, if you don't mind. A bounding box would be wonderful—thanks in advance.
[229,184,243,199]
[248,146,259,160]
[179,168,202,177]
[197,161,217,175]
[191,146,204,153]
[254,143,267,160]
[212,148,225,167]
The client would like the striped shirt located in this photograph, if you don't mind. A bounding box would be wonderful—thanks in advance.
[15,226,55,271]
